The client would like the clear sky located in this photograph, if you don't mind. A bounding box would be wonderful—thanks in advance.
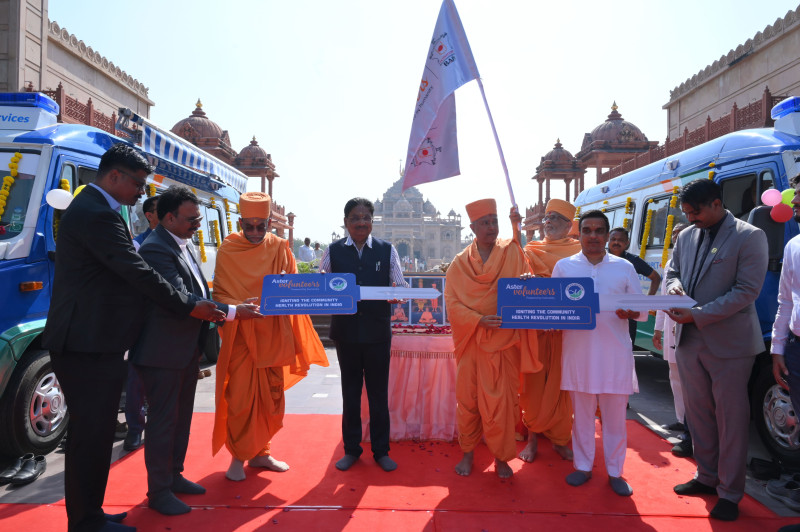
[49,0,800,243]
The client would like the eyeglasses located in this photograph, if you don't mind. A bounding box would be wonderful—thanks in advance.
[346,215,372,223]
[116,169,147,191]
[175,213,203,225]
[542,214,569,223]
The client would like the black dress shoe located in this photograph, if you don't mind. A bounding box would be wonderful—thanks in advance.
[98,521,136,531]
[0,453,33,484]
[710,498,739,521]
[123,432,143,452]
[674,478,717,496]
[104,511,128,523]
[671,438,693,457]
[10,455,46,485]
[662,422,685,431]
[115,422,128,440]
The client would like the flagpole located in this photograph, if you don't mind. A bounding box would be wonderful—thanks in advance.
[476,77,516,209]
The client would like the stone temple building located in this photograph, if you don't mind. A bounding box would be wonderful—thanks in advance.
[370,178,463,271]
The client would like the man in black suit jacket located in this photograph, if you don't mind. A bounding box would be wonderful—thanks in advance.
[42,144,226,532]
[129,186,261,515]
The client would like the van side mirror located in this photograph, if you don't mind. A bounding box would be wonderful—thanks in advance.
[747,205,784,272]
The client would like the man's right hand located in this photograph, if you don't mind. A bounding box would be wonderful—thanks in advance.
[236,296,265,320]
[479,315,502,329]
[653,330,663,350]
[773,353,790,391]
[190,300,226,322]
[668,286,685,296]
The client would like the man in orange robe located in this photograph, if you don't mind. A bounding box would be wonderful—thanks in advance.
[212,192,328,481]
[519,199,581,462]
[445,199,539,478]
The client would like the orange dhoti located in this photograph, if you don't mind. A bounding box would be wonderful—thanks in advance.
[456,342,521,462]
[446,237,540,461]
[517,237,580,446]
[211,232,328,461]
[519,330,573,446]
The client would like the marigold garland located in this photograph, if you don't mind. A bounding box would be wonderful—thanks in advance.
[661,214,676,267]
[640,208,654,259]
[211,219,221,247]
[0,152,22,218]
[624,197,632,214]
[147,183,156,197]
[197,229,207,263]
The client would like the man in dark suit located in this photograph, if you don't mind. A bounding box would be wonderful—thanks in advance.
[130,185,261,515]
[319,197,408,473]
[42,144,226,532]
[665,179,768,521]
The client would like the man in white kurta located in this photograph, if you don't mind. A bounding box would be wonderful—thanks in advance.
[552,210,645,497]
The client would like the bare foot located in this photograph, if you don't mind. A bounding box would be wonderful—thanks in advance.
[249,454,290,472]
[226,458,246,481]
[519,433,538,462]
[495,459,513,479]
[455,451,474,476]
[553,444,573,461]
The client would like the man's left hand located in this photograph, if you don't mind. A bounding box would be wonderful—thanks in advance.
[665,307,694,324]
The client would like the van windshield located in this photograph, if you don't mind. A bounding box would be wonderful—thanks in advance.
[0,149,41,241]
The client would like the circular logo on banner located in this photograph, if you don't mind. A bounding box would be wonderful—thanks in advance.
[565,283,585,301]
[329,277,348,291]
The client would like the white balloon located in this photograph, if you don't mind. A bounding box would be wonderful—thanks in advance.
[46,189,73,210]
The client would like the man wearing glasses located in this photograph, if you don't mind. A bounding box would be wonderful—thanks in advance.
[320,197,408,472]
[133,195,159,248]
[42,144,226,532]
[518,199,581,463]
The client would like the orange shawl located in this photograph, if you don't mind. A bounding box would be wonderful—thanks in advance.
[523,237,581,278]
[445,238,540,374]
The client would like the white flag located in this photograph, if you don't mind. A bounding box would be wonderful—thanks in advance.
[402,0,479,191]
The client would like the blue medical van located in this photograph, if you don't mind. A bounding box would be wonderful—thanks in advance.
[573,96,800,468]
[0,92,246,456]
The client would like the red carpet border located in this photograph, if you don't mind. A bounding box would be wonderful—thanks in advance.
[0,413,795,531]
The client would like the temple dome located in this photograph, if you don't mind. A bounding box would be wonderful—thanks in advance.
[171,99,224,141]
[581,102,648,149]
[238,136,268,160]
[423,199,437,215]
[541,139,574,165]
[394,196,413,212]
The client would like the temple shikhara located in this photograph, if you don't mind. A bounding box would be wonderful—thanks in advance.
[370,178,462,271]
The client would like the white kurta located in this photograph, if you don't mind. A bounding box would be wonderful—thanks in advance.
[553,252,645,395]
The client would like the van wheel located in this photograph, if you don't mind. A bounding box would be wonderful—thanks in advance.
[0,350,69,456]
[753,365,800,469]
[202,325,221,364]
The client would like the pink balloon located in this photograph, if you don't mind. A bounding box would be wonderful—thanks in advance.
[771,203,793,223]
[762,188,782,206]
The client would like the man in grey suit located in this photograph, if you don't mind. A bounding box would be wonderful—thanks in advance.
[130,186,261,515]
[665,179,768,521]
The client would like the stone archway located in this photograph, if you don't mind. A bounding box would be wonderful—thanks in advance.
[396,241,410,258]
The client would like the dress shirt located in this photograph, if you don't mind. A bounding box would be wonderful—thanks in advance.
[319,234,408,288]
[298,244,315,262]
[88,183,121,212]
[164,228,236,321]
[772,234,800,355]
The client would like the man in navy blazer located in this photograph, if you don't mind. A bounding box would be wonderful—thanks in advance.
[130,186,261,515]
[42,144,226,532]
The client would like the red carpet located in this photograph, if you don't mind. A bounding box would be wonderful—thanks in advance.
[0,414,796,531]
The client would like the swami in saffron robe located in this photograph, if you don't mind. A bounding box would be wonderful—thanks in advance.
[211,232,328,461]
[519,237,581,446]
[445,238,540,462]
